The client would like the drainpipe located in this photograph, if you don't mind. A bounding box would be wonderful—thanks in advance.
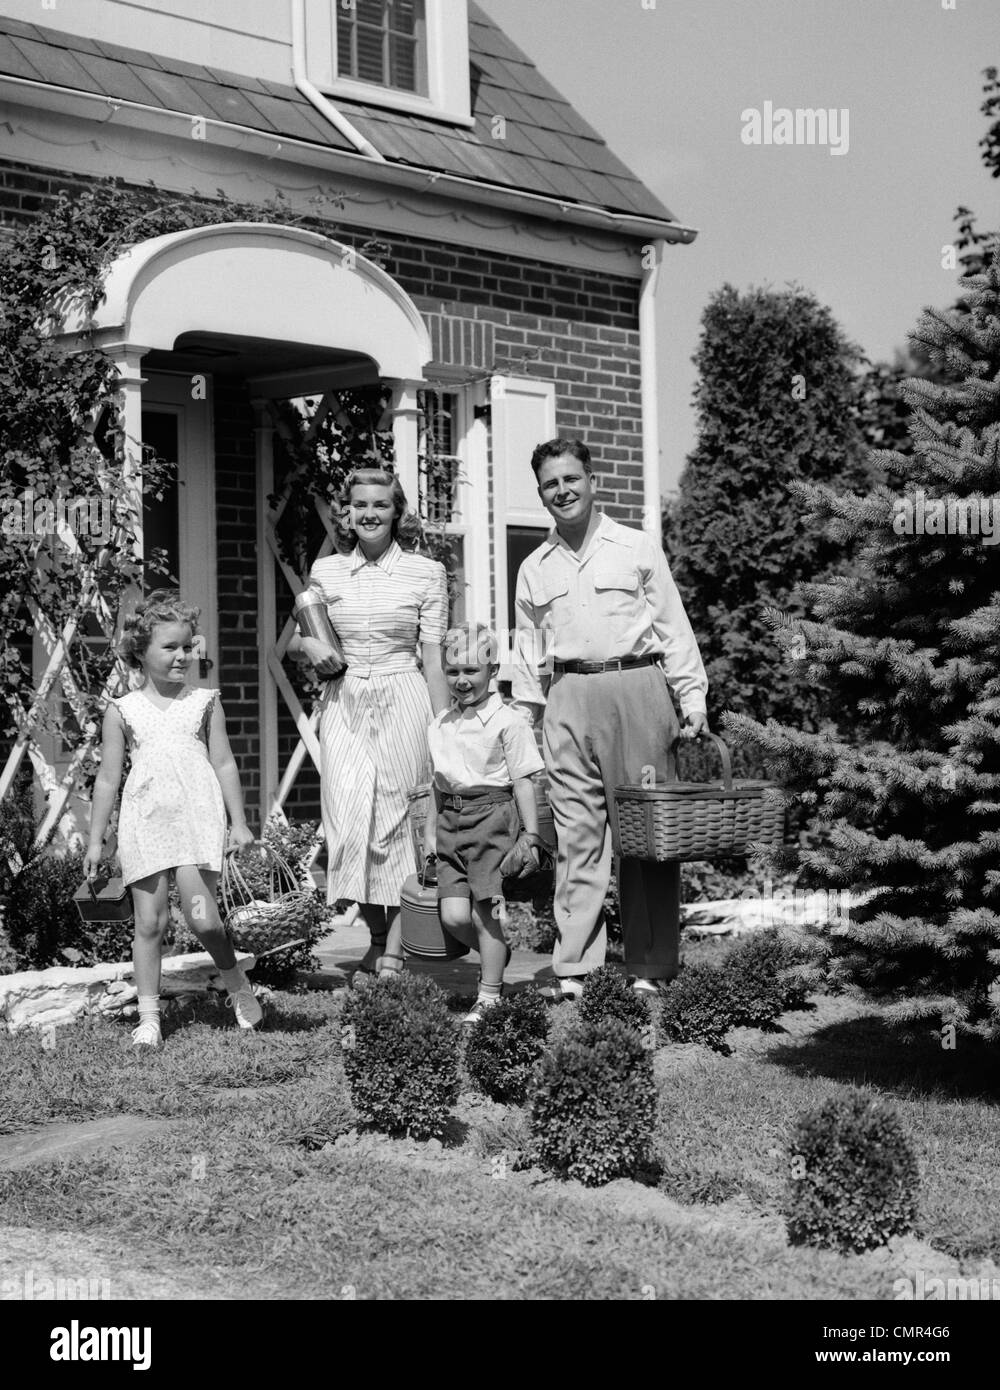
[290,0,385,161]
[639,238,665,539]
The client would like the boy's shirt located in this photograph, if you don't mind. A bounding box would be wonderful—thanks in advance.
[428,692,544,794]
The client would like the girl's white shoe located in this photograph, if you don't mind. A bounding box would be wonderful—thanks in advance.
[226,979,263,1029]
[131,1019,162,1048]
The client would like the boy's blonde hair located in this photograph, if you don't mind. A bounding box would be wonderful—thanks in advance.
[443,622,499,667]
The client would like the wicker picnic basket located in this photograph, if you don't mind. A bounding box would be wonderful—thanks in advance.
[612,734,783,863]
[221,843,318,954]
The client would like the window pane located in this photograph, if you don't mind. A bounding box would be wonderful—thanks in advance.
[392,0,418,35]
[389,35,416,92]
[356,0,384,24]
[336,18,352,74]
[356,23,385,82]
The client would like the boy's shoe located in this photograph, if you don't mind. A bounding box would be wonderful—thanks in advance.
[225,977,263,1030]
[631,977,669,998]
[130,1019,162,1048]
[463,994,501,1025]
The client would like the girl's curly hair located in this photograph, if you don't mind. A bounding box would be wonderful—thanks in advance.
[120,589,200,671]
[333,467,423,553]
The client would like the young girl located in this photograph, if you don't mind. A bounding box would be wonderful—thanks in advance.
[83,590,261,1046]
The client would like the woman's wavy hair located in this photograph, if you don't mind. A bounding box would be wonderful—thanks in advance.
[120,589,200,671]
[333,468,422,552]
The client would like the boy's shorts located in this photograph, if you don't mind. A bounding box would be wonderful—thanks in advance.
[435,793,519,904]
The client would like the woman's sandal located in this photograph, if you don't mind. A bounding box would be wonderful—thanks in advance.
[376,952,406,980]
[350,941,386,990]
[538,975,585,1003]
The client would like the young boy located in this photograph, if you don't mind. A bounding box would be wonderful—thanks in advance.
[424,623,546,1023]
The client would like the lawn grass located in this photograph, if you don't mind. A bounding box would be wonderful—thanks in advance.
[1,944,998,1298]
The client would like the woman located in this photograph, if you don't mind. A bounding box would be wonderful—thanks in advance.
[289,468,449,979]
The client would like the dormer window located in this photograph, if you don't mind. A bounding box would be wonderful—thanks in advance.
[304,0,474,126]
[336,0,427,96]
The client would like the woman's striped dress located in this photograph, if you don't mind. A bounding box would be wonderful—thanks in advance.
[308,541,448,906]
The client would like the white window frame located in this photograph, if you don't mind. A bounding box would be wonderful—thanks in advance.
[305,0,474,127]
[418,380,476,623]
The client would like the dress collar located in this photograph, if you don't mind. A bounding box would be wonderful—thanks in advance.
[350,538,401,575]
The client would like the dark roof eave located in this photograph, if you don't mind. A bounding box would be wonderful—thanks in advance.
[0,74,699,245]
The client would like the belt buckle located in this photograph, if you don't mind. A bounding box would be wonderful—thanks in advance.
[451,794,463,810]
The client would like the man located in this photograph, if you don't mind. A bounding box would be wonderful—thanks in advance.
[511,438,709,998]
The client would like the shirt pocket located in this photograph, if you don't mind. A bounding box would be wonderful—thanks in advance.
[593,566,641,622]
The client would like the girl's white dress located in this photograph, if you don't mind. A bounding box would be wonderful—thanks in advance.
[112,686,226,885]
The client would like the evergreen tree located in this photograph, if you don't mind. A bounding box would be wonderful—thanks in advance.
[665,285,870,742]
[726,250,1000,1040]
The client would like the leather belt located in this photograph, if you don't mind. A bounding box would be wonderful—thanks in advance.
[553,655,660,675]
[439,788,514,812]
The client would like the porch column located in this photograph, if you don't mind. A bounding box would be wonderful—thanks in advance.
[387,379,421,511]
[252,398,280,830]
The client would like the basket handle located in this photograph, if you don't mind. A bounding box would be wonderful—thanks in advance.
[667,731,734,791]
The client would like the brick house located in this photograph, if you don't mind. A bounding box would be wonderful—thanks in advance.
[0,0,697,846]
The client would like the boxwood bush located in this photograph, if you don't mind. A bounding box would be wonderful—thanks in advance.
[659,963,738,1054]
[529,1017,656,1186]
[579,964,650,1031]
[784,1093,919,1253]
[464,988,549,1104]
[721,927,816,1026]
[340,973,460,1140]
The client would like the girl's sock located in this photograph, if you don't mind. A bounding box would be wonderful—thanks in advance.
[220,965,248,994]
[478,980,502,1001]
[137,995,161,1025]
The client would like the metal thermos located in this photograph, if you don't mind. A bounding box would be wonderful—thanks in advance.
[293,587,347,676]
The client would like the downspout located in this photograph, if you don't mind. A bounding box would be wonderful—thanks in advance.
[639,238,665,538]
[290,0,385,161]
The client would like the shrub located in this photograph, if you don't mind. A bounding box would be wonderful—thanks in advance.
[464,989,549,1104]
[529,1017,656,1186]
[659,963,737,1054]
[579,964,650,1032]
[4,850,134,971]
[784,1093,919,1253]
[721,927,815,1027]
[340,973,460,1140]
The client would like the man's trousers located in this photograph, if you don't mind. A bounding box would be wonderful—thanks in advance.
[542,663,681,980]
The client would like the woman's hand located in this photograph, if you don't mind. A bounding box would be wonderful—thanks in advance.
[680,712,709,741]
[227,824,256,852]
[301,636,346,679]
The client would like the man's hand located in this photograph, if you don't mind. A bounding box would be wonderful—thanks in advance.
[680,711,709,741]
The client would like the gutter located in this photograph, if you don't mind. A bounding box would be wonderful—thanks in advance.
[639,238,664,538]
[0,75,698,245]
[290,0,385,162]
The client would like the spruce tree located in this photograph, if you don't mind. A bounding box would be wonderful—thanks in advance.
[665,286,870,745]
[726,250,1000,1039]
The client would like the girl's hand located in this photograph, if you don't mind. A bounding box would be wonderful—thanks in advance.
[228,824,256,852]
[82,848,103,881]
[301,637,345,679]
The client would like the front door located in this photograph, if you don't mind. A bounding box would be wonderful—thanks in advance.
[141,372,218,690]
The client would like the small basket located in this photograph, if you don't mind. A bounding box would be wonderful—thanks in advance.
[74,873,133,923]
[612,734,783,862]
[221,844,319,954]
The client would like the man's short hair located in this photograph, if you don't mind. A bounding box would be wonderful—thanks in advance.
[443,622,499,666]
[530,438,593,478]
